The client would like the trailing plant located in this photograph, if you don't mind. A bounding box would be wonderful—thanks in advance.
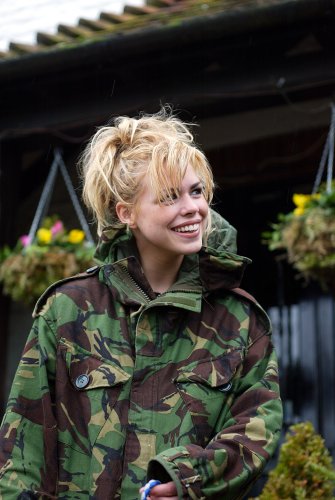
[262,184,335,292]
[254,421,335,500]
[0,216,95,306]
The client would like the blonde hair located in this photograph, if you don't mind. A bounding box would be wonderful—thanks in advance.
[80,107,214,234]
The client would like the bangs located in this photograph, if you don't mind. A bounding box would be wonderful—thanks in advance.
[147,141,213,204]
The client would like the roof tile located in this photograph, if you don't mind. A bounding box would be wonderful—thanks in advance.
[147,0,180,6]
[99,12,135,24]
[8,42,44,54]
[58,24,95,38]
[78,17,117,31]
[123,4,160,14]
[0,0,312,60]
[36,31,72,46]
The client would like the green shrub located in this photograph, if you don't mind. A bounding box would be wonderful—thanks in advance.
[253,421,335,500]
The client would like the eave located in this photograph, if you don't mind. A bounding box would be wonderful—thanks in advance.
[0,0,334,139]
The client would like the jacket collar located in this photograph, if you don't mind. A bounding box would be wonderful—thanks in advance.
[94,210,251,301]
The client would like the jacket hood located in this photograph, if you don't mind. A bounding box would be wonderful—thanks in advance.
[199,209,251,292]
[207,209,237,254]
[94,209,251,293]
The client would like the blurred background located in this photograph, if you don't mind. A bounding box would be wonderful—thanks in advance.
[0,0,334,494]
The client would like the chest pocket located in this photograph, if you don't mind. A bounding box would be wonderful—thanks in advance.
[56,339,132,454]
[175,348,244,446]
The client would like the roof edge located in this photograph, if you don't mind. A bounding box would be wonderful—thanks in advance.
[0,0,334,80]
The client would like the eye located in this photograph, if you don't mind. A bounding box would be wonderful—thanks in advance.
[159,189,179,204]
[191,185,204,196]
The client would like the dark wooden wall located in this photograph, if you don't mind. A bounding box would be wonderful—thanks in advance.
[0,142,22,409]
[269,290,335,459]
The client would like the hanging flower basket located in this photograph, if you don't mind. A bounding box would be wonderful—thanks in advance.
[263,186,335,293]
[0,216,95,306]
[264,103,335,293]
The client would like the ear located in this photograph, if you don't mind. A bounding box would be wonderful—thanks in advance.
[115,202,137,228]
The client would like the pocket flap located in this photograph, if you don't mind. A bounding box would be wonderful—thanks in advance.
[60,339,131,390]
[176,348,243,388]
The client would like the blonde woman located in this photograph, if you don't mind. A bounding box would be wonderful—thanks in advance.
[0,108,282,499]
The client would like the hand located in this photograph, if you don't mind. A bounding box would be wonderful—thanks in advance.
[140,480,178,499]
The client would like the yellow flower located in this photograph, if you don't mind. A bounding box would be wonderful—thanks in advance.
[292,193,321,216]
[293,193,310,207]
[293,206,305,216]
[292,194,311,216]
[37,228,52,245]
[68,229,85,244]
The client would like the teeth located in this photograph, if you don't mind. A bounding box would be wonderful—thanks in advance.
[174,224,199,233]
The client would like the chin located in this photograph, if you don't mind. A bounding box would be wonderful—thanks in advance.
[182,243,202,255]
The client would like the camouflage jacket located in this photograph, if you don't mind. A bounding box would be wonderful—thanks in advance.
[0,211,282,499]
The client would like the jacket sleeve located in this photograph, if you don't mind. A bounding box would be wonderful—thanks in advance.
[147,304,283,499]
[0,312,58,499]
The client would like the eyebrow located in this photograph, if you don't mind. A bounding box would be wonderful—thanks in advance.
[158,181,202,201]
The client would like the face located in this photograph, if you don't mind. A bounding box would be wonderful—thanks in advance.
[122,165,209,264]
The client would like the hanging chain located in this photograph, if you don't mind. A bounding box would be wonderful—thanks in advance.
[312,103,335,194]
[28,154,59,244]
[55,149,94,244]
[28,149,94,245]
[326,103,335,194]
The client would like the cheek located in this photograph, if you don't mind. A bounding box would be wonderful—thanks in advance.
[200,200,209,217]
[138,217,164,235]
[200,203,209,232]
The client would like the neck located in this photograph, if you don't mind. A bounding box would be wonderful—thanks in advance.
[139,253,184,294]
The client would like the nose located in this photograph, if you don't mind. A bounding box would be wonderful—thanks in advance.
[180,194,199,215]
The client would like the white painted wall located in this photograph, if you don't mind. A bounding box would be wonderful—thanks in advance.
[0,0,145,51]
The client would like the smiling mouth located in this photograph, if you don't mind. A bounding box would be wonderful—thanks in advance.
[172,223,200,233]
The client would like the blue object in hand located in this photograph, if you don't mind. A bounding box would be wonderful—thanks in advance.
[141,479,162,499]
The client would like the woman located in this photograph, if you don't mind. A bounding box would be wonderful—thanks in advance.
[0,108,282,499]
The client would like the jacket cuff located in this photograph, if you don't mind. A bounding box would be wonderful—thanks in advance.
[147,448,203,499]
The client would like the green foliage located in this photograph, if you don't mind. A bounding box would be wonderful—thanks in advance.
[0,216,95,306]
[254,422,335,500]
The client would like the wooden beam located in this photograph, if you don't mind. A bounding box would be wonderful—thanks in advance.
[0,46,334,138]
[197,98,332,149]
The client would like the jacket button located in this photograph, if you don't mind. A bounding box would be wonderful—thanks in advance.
[75,374,90,389]
[218,381,232,392]
[86,265,99,274]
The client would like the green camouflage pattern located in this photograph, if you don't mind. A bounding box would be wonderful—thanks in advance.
[0,210,282,499]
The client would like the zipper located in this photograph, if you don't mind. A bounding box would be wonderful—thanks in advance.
[113,264,201,306]
[166,287,201,295]
[117,265,151,303]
